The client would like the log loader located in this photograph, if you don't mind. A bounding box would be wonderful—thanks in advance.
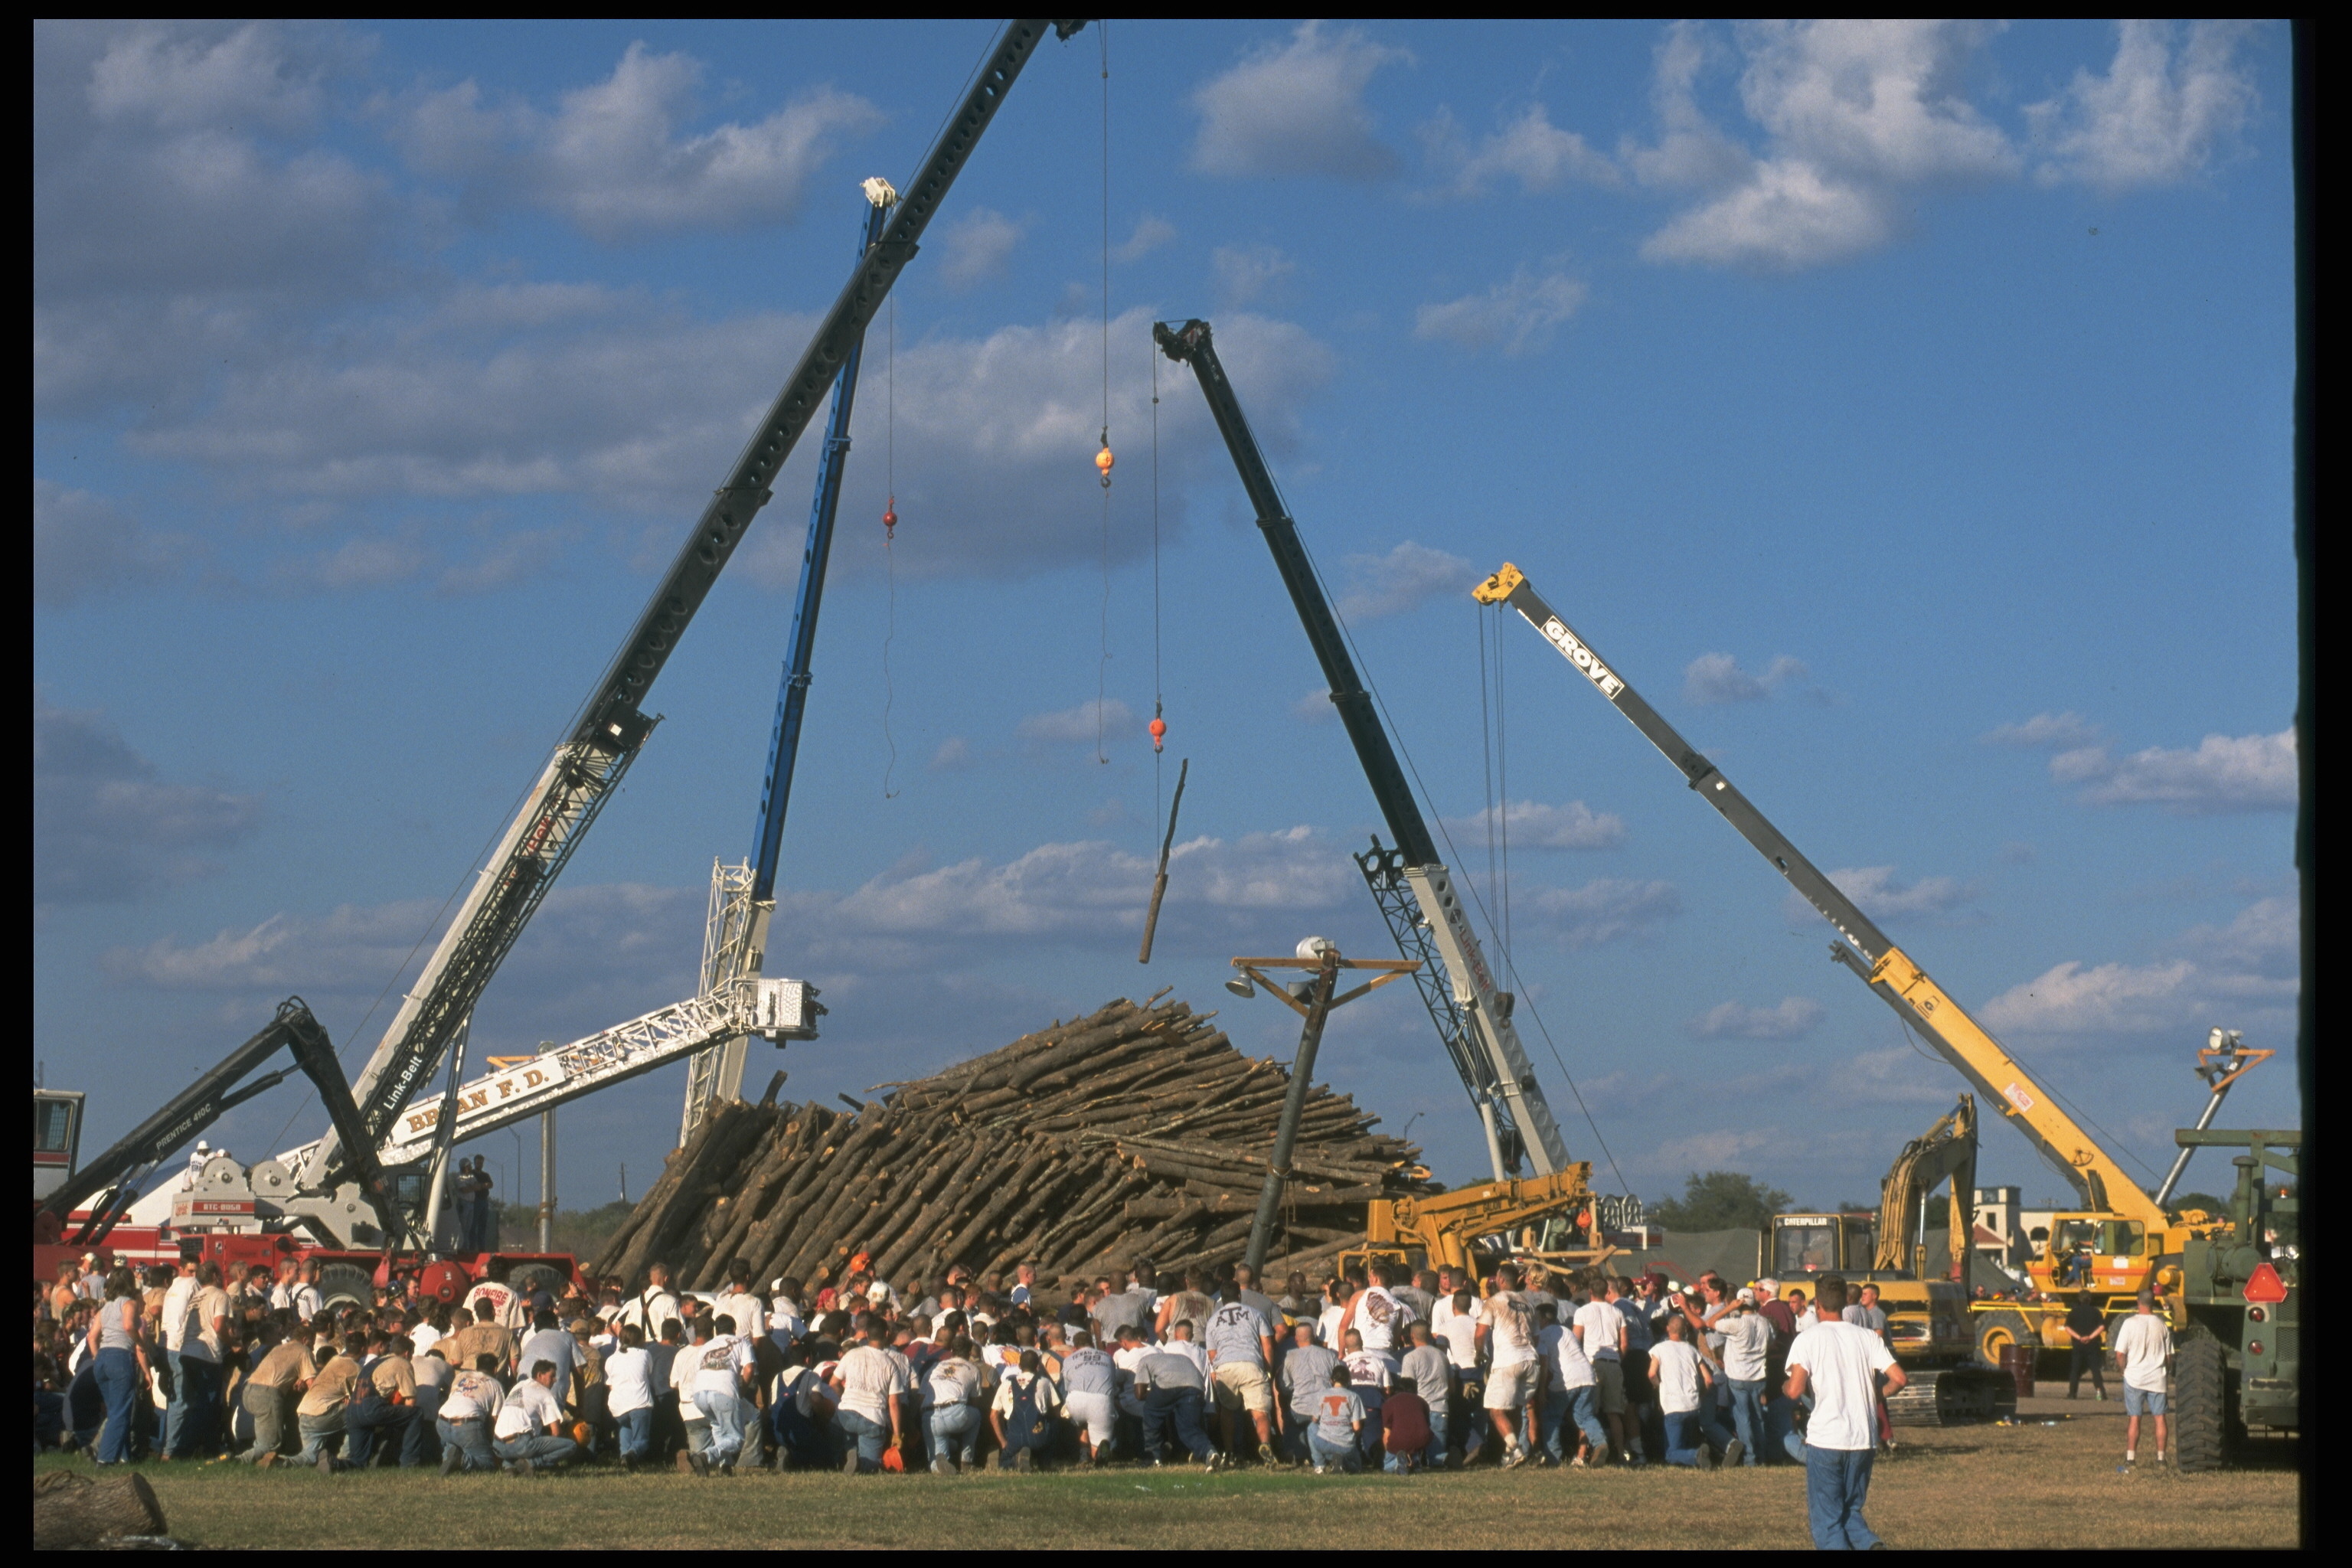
[1473,561,2281,1391]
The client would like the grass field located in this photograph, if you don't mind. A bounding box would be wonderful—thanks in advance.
[41,1396,2297,1549]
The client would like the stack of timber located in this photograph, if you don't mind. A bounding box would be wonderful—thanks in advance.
[592,993,1433,1292]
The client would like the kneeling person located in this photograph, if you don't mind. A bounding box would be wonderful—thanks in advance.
[492,1361,582,1475]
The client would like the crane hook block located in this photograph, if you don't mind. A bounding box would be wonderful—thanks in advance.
[883,498,897,541]
[1148,715,1167,753]
[1096,446,1115,488]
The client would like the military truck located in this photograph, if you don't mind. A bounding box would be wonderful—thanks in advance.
[2168,1128,2298,1472]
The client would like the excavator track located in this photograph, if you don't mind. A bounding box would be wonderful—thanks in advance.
[1886,1364,2017,1426]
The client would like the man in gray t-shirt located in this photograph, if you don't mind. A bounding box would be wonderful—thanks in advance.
[1233,1264,1282,1333]
[1135,1346,1218,1465]
[1092,1287,1151,1344]
[1279,1321,1339,1462]
[1399,1319,1453,1461]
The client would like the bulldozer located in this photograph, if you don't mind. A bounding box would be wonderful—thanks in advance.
[1763,1096,2015,1425]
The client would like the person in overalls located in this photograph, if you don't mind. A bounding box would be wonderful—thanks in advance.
[989,1348,1063,1472]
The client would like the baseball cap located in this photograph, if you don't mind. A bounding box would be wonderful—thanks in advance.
[1736,1287,1756,1303]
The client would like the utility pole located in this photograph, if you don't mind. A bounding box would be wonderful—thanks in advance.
[1227,939,1419,1279]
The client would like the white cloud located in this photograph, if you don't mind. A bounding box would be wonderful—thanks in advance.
[1688,995,1825,1040]
[1821,865,1978,920]
[1292,690,1335,725]
[1443,799,1627,851]
[1212,243,1297,308]
[1420,104,1617,198]
[1525,877,1681,948]
[2027,21,2257,190]
[37,695,263,906]
[1631,20,2017,270]
[1683,652,1807,704]
[937,207,1024,289]
[394,43,882,240]
[1017,698,1136,747]
[1112,214,1176,263]
[1191,21,1410,181]
[1335,541,1476,620]
[1981,710,2102,750]
[1979,896,2296,1039]
[1413,266,1587,355]
[928,737,973,772]
[33,481,185,606]
[2049,729,2295,815]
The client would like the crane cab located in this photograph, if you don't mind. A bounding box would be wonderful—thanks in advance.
[2028,1213,2156,1295]
[34,1089,84,1201]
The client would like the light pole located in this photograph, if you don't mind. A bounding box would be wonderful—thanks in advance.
[1227,939,1419,1279]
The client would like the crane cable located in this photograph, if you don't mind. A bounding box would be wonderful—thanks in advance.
[1093,22,1113,767]
[880,293,900,800]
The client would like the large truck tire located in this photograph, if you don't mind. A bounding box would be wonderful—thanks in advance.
[2173,1328,2227,1474]
[317,1261,374,1309]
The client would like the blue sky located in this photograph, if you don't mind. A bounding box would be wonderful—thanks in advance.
[35,20,2298,1218]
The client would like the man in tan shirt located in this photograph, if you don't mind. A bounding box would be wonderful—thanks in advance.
[294,1337,364,1472]
[441,1300,517,1378]
[239,1325,315,1466]
[343,1333,418,1468]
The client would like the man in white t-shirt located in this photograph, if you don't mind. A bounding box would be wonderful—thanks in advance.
[1430,1279,1485,1463]
[2111,1292,2174,1468]
[492,1360,581,1473]
[1650,1313,1736,1468]
[1717,1292,1773,1468]
[688,1314,757,1475]
[1785,1276,1908,1550]
[832,1315,910,1474]
[158,1259,200,1456]
[1537,1301,1604,1465]
[1571,1282,1632,1465]
[711,1264,765,1364]
[605,1324,658,1470]
[618,1263,682,1341]
[1478,1264,1542,1468]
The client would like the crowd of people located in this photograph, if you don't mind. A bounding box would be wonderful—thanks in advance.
[31,1241,1939,1489]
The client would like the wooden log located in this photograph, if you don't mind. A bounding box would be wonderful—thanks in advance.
[610,1101,772,1284]
[775,1112,900,1281]
[733,1112,834,1279]
[593,1099,743,1276]
[872,1130,1001,1280]
[33,1470,168,1549]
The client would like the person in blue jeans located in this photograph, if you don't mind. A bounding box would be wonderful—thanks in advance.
[86,1270,150,1465]
[923,1338,988,1474]
[1308,1367,1365,1474]
[1784,1274,1907,1550]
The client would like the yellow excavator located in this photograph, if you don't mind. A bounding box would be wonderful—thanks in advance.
[1474,563,2252,1377]
[1349,1168,1619,1279]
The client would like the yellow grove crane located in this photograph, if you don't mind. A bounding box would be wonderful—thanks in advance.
[1472,564,2217,1361]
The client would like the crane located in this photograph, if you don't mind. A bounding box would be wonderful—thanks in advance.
[677,185,891,1145]
[1473,561,2192,1297]
[294,20,1084,1202]
[1154,318,1570,1184]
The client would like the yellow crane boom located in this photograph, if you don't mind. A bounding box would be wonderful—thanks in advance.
[1472,563,2164,1232]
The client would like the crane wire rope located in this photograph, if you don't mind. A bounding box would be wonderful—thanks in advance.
[1151,342,1164,828]
[880,293,900,800]
[1094,21,1112,766]
[1268,492,1629,1197]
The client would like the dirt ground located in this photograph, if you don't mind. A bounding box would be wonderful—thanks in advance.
[41,1393,2299,1550]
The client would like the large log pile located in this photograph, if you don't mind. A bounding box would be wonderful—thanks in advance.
[593,992,1432,1292]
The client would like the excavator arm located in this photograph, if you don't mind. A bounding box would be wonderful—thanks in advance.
[1474,563,2164,1230]
[1364,1168,1596,1272]
[1875,1096,1978,1279]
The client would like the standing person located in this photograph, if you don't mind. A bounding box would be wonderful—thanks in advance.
[1785,1276,1907,1550]
[711,1264,764,1361]
[1394,1269,1439,1328]
[1572,1275,1632,1465]
[1204,1278,1277,1465]
[1717,1291,1772,1467]
[1430,1276,1485,1463]
[1155,1270,1218,1342]
[85,1267,149,1466]
[1540,1300,1605,1465]
[688,1313,757,1475]
[2112,1292,2174,1469]
[2064,1294,2109,1400]
[469,1159,497,1253]
[516,1309,581,1408]
[1478,1265,1542,1468]
[174,1263,230,1459]
[1754,1276,1798,1461]
[1614,1276,1661,1466]
[158,1256,199,1459]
